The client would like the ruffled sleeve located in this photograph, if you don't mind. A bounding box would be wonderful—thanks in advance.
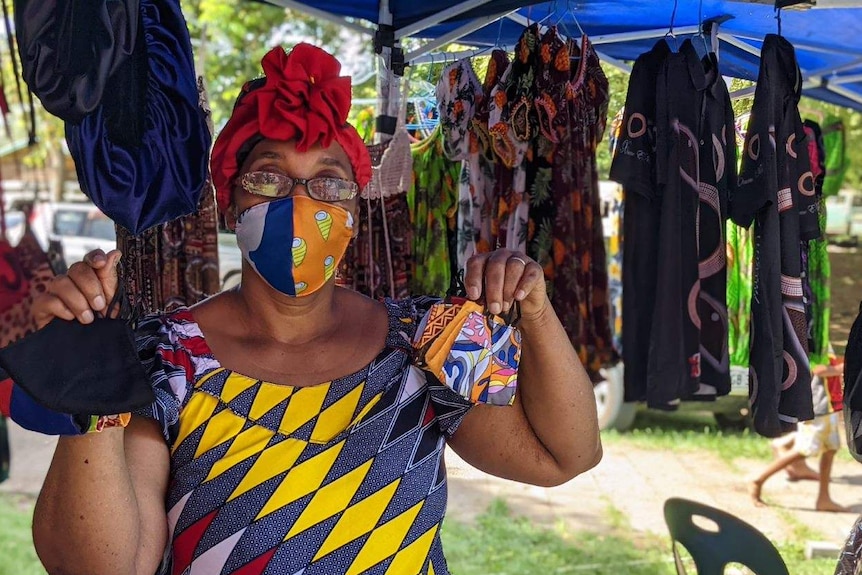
[132,313,196,446]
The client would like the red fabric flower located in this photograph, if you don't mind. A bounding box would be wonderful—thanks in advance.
[211,44,371,212]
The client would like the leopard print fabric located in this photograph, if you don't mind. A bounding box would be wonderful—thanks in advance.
[0,232,54,348]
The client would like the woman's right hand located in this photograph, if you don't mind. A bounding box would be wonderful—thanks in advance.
[32,249,123,329]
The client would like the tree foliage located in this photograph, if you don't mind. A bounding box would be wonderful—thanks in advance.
[184,0,363,128]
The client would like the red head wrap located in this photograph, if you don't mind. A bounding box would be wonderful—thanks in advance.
[211,44,371,213]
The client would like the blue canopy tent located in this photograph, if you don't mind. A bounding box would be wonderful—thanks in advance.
[262,0,862,112]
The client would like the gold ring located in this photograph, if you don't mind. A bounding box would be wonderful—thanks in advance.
[508,256,528,266]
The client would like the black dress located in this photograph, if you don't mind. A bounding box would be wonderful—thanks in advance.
[732,34,814,437]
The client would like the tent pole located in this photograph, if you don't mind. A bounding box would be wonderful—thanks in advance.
[732,30,861,57]
[395,0,496,39]
[266,0,375,35]
[717,32,762,57]
[594,51,632,73]
[404,9,517,63]
[806,57,862,79]
[375,0,398,144]
[580,25,700,44]
[822,83,862,107]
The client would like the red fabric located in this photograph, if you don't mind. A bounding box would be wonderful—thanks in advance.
[211,44,371,213]
[826,357,844,412]
[0,240,30,312]
[0,377,12,418]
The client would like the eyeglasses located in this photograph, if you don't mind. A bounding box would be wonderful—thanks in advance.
[239,171,359,202]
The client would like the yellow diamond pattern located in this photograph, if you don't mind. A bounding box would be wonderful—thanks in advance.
[346,501,424,575]
[285,458,374,540]
[218,372,260,403]
[226,436,305,501]
[172,394,217,455]
[193,400,245,460]
[255,440,346,521]
[172,370,227,453]
[205,424,275,484]
[312,478,402,562]
[310,382,364,442]
[385,524,439,575]
[249,383,293,421]
[279,383,331,435]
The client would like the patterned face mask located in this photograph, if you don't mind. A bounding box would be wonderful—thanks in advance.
[236,196,354,296]
[413,297,521,406]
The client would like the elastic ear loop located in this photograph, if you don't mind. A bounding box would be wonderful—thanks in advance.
[497,300,521,327]
[447,269,468,298]
[96,267,140,326]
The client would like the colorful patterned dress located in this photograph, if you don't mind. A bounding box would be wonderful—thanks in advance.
[555,34,615,380]
[134,297,477,575]
[408,126,460,296]
[471,50,509,254]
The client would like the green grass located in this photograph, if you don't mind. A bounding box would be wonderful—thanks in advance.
[0,494,840,575]
[442,499,839,575]
[442,499,676,575]
[0,495,45,575]
[602,411,773,466]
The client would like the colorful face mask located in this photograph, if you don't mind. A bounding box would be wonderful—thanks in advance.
[235,196,354,296]
[413,297,521,406]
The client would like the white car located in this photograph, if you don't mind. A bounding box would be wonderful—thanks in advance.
[28,202,117,267]
[26,201,242,291]
[825,189,862,242]
[2,210,26,246]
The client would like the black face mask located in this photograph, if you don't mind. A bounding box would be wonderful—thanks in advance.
[0,289,154,415]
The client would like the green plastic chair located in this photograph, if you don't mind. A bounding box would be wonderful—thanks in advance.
[663,498,789,575]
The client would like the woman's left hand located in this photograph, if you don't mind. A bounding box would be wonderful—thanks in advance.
[464,250,549,320]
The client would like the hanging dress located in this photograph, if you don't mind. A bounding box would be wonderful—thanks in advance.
[732,34,814,437]
[802,119,830,367]
[408,125,460,296]
[556,33,615,380]
[470,50,508,254]
[489,24,539,253]
[609,39,671,403]
[437,59,483,274]
[526,27,568,286]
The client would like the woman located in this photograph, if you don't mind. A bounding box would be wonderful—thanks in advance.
[30,44,601,575]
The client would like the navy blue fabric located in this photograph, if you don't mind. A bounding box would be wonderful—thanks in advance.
[14,0,139,123]
[272,0,862,112]
[66,0,211,235]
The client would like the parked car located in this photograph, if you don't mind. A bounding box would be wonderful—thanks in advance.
[2,210,25,246]
[825,189,862,242]
[595,364,752,431]
[27,202,117,267]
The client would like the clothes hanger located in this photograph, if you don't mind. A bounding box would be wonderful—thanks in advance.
[697,0,712,57]
[666,0,680,52]
[552,1,582,48]
[775,5,783,37]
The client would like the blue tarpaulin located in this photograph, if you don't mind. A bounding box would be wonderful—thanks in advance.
[269,0,862,111]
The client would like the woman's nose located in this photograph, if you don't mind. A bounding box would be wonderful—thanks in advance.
[289,180,312,198]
